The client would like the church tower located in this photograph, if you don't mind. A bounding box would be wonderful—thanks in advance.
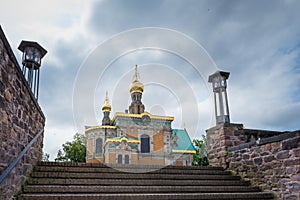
[129,65,145,114]
[102,91,111,125]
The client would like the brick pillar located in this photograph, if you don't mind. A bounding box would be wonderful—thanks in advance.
[206,123,244,168]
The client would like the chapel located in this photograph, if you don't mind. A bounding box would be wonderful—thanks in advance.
[85,65,195,166]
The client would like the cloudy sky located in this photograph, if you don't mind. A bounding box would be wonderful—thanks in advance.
[1,0,300,160]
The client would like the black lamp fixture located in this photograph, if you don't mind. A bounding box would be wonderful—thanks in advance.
[18,40,47,100]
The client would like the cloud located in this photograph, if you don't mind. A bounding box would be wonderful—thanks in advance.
[1,0,300,159]
[230,50,300,131]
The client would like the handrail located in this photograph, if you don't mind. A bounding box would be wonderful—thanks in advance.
[0,129,44,184]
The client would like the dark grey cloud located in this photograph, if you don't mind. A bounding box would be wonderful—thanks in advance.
[83,0,300,133]
[87,0,165,35]
[5,0,299,159]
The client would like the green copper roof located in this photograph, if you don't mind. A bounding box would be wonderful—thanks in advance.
[85,126,92,129]
[172,129,196,151]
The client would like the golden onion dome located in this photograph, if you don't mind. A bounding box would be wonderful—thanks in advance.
[129,80,144,93]
[102,91,111,112]
[129,64,144,93]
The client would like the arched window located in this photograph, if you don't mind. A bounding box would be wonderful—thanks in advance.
[125,155,129,164]
[95,138,103,154]
[141,134,150,153]
[117,155,122,164]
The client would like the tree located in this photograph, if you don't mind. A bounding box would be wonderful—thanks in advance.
[55,133,86,162]
[42,152,50,161]
[192,135,209,166]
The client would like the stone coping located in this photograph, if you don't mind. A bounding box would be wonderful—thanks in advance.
[206,123,244,132]
[228,130,300,152]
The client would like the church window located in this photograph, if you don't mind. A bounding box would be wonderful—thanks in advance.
[141,134,150,153]
[117,155,122,164]
[95,138,103,154]
[125,155,129,164]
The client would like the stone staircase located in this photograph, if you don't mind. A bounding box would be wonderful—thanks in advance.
[18,162,274,200]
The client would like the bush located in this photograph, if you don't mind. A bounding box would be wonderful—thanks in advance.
[192,135,209,166]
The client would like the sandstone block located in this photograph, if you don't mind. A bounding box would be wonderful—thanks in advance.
[283,194,298,200]
[289,182,300,193]
[253,157,262,165]
[5,90,12,102]
[263,155,275,163]
[242,154,250,160]
[265,143,271,151]
[276,150,290,159]
[282,137,300,150]
[260,151,270,156]
[291,174,300,182]
[284,158,300,167]
[293,148,300,157]
[286,166,300,175]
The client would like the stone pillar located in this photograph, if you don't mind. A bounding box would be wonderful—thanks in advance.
[206,123,244,168]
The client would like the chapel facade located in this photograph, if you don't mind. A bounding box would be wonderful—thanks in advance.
[85,65,195,166]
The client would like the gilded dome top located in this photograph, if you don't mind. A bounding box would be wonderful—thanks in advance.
[129,65,144,93]
[102,91,111,112]
[129,80,144,93]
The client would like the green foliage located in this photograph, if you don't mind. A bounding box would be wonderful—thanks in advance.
[17,190,23,196]
[192,135,209,166]
[224,151,229,157]
[42,152,50,161]
[55,133,86,162]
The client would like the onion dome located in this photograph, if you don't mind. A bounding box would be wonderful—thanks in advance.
[129,65,144,93]
[102,91,111,112]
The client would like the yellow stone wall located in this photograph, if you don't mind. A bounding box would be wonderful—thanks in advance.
[104,153,116,164]
[137,157,165,165]
[153,130,165,153]
[87,138,94,155]
[130,154,138,165]
[175,160,183,166]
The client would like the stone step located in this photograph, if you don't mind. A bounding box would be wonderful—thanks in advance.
[19,162,274,200]
[35,165,232,175]
[27,178,251,186]
[30,171,240,180]
[18,192,274,200]
[24,185,261,193]
[37,161,225,171]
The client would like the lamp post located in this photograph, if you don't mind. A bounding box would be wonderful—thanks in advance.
[18,41,47,100]
[208,71,230,125]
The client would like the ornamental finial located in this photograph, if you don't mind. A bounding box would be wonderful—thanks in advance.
[129,65,144,93]
[102,90,111,112]
[105,90,109,103]
[134,64,139,81]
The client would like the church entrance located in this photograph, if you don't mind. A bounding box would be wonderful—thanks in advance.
[140,135,150,153]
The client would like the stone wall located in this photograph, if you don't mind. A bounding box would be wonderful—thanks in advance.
[0,26,45,200]
[228,131,300,200]
[207,123,300,199]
